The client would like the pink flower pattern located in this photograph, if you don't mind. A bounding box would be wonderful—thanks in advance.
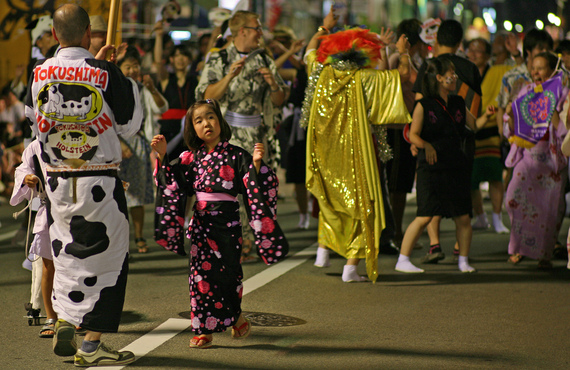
[154,141,288,334]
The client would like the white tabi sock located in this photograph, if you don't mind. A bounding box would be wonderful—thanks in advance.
[395,254,424,273]
[314,247,331,268]
[458,255,477,273]
[492,212,509,234]
[342,265,368,282]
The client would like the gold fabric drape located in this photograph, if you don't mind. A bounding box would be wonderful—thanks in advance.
[305,51,411,282]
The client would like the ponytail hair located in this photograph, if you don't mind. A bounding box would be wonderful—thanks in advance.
[421,57,455,99]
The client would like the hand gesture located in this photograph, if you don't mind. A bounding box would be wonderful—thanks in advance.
[396,34,411,55]
[142,75,157,92]
[289,39,306,54]
[253,143,264,172]
[229,56,246,77]
[424,142,437,165]
[23,174,39,188]
[323,5,339,30]
[378,27,394,46]
[151,135,168,161]
[485,105,496,117]
[153,20,165,37]
[505,33,519,56]
[115,42,128,62]
[95,44,115,61]
[258,67,278,88]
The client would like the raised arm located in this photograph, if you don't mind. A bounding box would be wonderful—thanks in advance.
[306,6,338,52]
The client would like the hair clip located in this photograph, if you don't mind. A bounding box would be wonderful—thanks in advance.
[206,99,213,104]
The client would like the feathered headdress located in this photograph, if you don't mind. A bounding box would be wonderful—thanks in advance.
[316,28,384,67]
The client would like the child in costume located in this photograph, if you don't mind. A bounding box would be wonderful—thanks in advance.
[151,99,288,349]
[10,140,56,337]
[395,57,494,274]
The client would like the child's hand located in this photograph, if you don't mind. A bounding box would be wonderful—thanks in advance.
[424,142,437,165]
[23,174,39,188]
[151,135,168,162]
[253,143,264,172]
[485,105,496,118]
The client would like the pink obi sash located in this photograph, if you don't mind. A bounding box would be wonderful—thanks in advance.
[195,191,237,202]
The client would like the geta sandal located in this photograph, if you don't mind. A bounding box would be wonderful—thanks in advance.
[189,335,213,349]
[508,254,524,264]
[231,318,251,339]
[39,318,56,338]
[135,237,149,253]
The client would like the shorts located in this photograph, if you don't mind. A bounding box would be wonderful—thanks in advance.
[471,157,503,189]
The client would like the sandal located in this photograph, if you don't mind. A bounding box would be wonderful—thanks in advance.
[189,335,213,349]
[39,318,56,338]
[537,259,553,270]
[231,318,251,339]
[508,254,524,264]
[135,237,148,253]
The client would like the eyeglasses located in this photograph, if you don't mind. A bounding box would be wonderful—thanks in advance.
[243,26,263,32]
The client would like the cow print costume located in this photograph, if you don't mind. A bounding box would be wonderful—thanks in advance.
[25,47,143,332]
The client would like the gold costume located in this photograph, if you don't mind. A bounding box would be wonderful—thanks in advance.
[305,50,411,282]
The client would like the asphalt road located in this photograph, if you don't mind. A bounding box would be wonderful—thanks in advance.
[1,183,569,369]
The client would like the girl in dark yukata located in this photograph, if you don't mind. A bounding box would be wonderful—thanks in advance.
[151,99,288,349]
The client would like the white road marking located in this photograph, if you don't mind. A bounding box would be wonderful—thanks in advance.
[88,243,317,369]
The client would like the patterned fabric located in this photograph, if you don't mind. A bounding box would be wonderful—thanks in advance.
[154,141,288,334]
[196,43,286,170]
[505,85,568,260]
[120,133,154,207]
[496,64,532,109]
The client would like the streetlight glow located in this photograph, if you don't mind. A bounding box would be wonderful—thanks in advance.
[536,20,544,29]
[504,20,513,31]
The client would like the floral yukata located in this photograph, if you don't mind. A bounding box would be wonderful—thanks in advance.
[154,141,288,334]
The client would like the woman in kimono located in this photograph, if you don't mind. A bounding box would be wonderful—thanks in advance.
[504,52,569,269]
[151,99,288,349]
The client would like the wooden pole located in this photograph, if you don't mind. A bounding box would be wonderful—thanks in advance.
[106,0,122,60]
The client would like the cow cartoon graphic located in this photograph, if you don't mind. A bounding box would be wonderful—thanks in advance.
[38,83,98,121]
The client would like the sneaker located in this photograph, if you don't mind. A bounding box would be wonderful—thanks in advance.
[53,319,77,356]
[452,248,460,262]
[421,251,445,264]
[74,342,135,367]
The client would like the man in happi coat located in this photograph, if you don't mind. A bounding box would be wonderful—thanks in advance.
[304,11,411,283]
[24,4,143,366]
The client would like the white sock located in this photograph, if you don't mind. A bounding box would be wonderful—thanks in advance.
[342,265,367,282]
[492,212,509,234]
[458,255,476,273]
[395,254,424,273]
[472,213,489,228]
[314,247,330,268]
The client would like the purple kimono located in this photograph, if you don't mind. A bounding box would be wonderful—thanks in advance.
[154,141,288,334]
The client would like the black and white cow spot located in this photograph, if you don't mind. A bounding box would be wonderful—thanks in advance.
[113,177,129,220]
[69,290,85,303]
[52,239,63,257]
[65,215,109,259]
[91,185,106,202]
[48,176,59,192]
[84,276,97,287]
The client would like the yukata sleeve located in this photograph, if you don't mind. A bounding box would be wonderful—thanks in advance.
[195,52,224,100]
[153,151,195,256]
[239,156,289,265]
[10,147,36,206]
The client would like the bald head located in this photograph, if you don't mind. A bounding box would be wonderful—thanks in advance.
[53,4,90,47]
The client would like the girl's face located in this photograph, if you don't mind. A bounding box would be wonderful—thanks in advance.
[437,69,458,92]
[192,105,221,149]
[171,49,190,72]
[531,56,553,84]
[119,57,141,80]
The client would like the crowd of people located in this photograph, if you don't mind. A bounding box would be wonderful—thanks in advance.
[3,2,570,367]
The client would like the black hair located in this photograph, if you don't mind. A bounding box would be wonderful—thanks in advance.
[533,51,559,72]
[556,39,570,54]
[170,44,192,60]
[184,99,232,150]
[117,45,142,67]
[396,19,422,47]
[523,29,553,60]
[468,37,491,56]
[436,20,463,48]
[421,57,455,99]
[215,19,230,49]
